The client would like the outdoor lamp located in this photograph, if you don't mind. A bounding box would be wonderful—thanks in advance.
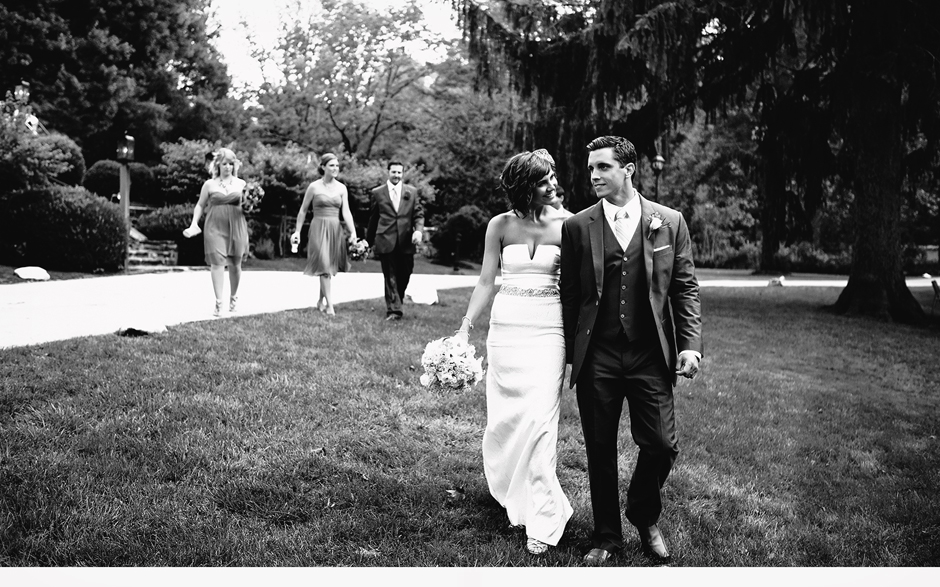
[651,154,665,199]
[651,154,665,175]
[14,82,29,103]
[116,133,135,162]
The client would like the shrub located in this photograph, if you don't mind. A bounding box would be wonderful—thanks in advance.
[0,112,73,191]
[773,242,852,274]
[430,205,490,262]
[155,139,234,207]
[694,242,760,269]
[136,204,193,241]
[82,160,121,200]
[82,160,158,206]
[34,133,85,185]
[244,142,314,217]
[252,237,276,260]
[0,186,127,272]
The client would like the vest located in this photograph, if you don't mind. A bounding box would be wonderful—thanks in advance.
[594,216,655,343]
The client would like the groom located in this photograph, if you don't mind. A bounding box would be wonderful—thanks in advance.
[560,136,702,565]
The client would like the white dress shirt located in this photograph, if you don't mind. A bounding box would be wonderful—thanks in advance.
[388,181,401,212]
[602,194,642,250]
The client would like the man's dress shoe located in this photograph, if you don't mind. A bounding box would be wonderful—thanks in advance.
[583,548,613,565]
[638,524,671,564]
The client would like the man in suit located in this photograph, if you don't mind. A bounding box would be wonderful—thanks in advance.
[367,161,424,321]
[560,136,703,565]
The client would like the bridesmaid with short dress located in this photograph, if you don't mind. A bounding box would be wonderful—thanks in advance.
[290,153,357,316]
[184,147,249,317]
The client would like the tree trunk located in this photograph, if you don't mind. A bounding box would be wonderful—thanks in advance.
[831,2,924,322]
[758,138,786,272]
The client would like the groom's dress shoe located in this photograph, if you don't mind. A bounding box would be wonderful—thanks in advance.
[638,525,671,565]
[583,548,613,566]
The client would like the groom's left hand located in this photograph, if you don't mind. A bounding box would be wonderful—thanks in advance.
[676,351,700,379]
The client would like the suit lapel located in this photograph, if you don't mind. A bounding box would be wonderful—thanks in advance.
[587,201,605,300]
[639,195,653,293]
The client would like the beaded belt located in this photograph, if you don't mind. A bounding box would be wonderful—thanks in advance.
[498,285,559,297]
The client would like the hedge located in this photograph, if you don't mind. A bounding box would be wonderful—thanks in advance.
[0,186,127,272]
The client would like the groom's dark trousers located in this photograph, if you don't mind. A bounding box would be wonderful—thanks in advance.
[575,216,678,552]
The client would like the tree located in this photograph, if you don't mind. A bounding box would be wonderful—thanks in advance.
[0,0,236,164]
[695,0,939,321]
[452,0,705,211]
[456,0,939,322]
[248,0,445,159]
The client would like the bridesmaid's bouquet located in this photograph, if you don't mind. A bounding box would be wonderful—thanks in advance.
[241,180,265,214]
[420,336,485,393]
[347,238,371,261]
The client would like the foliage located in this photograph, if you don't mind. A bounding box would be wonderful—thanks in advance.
[247,0,444,159]
[454,0,706,211]
[33,133,85,186]
[0,186,126,272]
[430,204,489,262]
[0,286,938,564]
[153,139,224,207]
[0,0,237,164]
[0,94,75,191]
[82,160,158,206]
[410,52,516,224]
[243,142,315,217]
[135,204,193,241]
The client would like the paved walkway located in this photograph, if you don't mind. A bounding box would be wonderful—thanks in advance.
[0,269,934,349]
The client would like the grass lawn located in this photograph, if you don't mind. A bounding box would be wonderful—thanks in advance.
[0,285,938,567]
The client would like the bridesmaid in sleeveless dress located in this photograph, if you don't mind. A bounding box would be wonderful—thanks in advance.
[290,153,357,316]
[184,148,249,318]
[453,151,572,556]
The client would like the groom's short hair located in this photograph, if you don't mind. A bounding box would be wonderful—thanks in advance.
[586,136,636,168]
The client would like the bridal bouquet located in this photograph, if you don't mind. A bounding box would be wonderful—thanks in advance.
[241,180,265,214]
[347,238,371,261]
[420,336,484,393]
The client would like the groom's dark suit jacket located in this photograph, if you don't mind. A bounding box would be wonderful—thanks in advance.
[560,195,703,386]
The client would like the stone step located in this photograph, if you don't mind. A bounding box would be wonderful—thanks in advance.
[128,240,178,267]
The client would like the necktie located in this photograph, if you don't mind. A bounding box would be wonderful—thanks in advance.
[391,186,400,212]
[614,208,630,250]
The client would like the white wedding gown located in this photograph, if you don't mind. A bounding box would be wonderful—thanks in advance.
[483,243,572,545]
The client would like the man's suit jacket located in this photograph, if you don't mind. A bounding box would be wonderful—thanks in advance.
[366,183,424,255]
[560,195,703,387]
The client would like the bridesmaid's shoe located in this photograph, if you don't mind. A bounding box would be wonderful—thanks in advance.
[325,306,335,317]
[213,300,223,318]
[316,299,327,313]
[526,537,550,555]
[229,296,238,313]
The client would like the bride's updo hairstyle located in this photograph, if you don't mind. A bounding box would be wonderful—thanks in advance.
[318,152,339,176]
[210,148,241,178]
[500,151,553,217]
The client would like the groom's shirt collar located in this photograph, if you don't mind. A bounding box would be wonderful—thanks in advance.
[601,192,641,223]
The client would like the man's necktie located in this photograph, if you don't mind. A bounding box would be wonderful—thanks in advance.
[391,186,400,212]
[614,208,630,250]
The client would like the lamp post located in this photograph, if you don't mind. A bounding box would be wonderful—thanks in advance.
[651,153,665,200]
[116,133,135,223]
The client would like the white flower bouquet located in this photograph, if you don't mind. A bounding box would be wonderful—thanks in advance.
[419,336,485,393]
[241,180,265,214]
[347,238,371,261]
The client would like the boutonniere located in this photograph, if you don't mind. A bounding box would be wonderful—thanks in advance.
[647,212,671,239]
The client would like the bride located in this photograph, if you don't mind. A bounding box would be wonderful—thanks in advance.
[452,151,572,555]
